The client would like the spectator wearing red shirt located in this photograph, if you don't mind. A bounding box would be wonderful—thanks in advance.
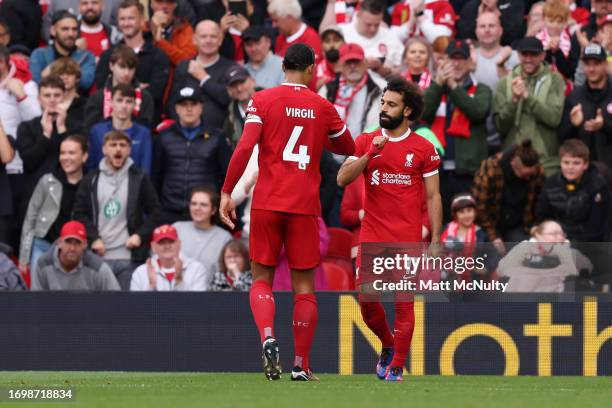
[268,0,323,61]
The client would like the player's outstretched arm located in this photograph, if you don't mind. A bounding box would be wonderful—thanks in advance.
[219,193,237,230]
[328,129,356,156]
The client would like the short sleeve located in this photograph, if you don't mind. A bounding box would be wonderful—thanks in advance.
[421,141,440,178]
[325,99,347,139]
[245,93,264,125]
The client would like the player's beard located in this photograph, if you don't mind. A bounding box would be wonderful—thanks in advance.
[325,48,340,63]
[379,112,403,130]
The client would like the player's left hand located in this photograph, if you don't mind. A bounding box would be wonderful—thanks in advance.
[220,192,237,230]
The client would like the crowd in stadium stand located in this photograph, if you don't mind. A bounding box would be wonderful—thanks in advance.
[0,0,611,292]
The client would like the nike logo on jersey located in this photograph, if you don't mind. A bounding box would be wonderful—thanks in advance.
[285,107,316,119]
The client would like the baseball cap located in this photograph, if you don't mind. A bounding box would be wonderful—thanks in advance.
[224,65,250,86]
[9,44,31,57]
[339,43,365,63]
[60,221,88,243]
[152,225,179,243]
[515,37,544,54]
[283,43,315,70]
[320,24,344,39]
[175,86,203,104]
[445,39,470,59]
[242,25,270,42]
[582,43,607,62]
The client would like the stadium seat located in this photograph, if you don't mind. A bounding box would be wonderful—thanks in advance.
[322,262,352,291]
[326,227,353,260]
[323,258,355,290]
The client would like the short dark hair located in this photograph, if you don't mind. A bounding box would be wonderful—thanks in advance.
[118,0,144,15]
[360,0,386,15]
[0,45,9,64]
[109,44,138,69]
[513,140,539,167]
[382,76,424,121]
[282,43,315,71]
[218,239,250,275]
[52,10,78,25]
[103,130,132,145]
[39,75,66,92]
[62,134,88,154]
[111,83,136,99]
[560,139,590,161]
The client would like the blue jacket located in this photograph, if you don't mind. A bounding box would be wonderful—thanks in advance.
[29,46,96,90]
[87,120,153,175]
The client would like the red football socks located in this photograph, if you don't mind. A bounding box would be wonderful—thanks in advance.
[358,299,394,348]
[292,293,318,370]
[390,301,415,368]
[249,280,276,343]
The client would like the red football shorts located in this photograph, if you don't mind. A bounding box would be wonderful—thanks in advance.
[249,209,320,270]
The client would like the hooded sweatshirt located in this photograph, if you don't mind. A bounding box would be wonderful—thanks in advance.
[97,157,132,260]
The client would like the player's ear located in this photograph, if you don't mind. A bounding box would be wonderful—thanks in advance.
[404,106,412,119]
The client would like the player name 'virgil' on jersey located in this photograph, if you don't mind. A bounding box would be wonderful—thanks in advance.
[285,107,316,119]
[222,83,355,216]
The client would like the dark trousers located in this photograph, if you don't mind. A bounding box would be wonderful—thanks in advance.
[439,169,475,223]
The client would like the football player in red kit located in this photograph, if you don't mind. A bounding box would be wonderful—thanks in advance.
[219,43,355,381]
[337,76,442,381]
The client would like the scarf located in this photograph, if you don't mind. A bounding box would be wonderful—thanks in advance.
[103,86,143,119]
[431,78,478,147]
[440,221,477,283]
[335,0,359,24]
[334,74,368,121]
[536,28,571,59]
[315,59,336,86]
[402,69,432,90]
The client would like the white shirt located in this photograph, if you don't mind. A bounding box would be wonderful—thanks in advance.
[130,254,210,291]
[339,19,404,82]
[0,78,41,173]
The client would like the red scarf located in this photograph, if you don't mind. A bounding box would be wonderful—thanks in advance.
[431,81,477,147]
[536,28,571,59]
[440,221,477,283]
[335,0,359,24]
[103,86,143,119]
[334,74,368,120]
[402,69,432,90]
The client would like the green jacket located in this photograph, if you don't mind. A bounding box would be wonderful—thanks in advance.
[493,63,565,175]
[422,79,491,175]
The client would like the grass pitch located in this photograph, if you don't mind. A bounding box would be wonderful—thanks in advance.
[1,372,611,408]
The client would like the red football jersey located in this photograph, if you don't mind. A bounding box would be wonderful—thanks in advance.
[246,83,347,216]
[352,128,440,243]
[80,25,110,58]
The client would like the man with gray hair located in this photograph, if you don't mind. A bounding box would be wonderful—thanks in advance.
[268,0,322,62]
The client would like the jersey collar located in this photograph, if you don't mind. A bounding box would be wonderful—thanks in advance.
[281,83,308,88]
[382,128,411,142]
[287,23,307,43]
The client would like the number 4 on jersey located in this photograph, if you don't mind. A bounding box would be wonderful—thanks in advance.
[283,125,311,170]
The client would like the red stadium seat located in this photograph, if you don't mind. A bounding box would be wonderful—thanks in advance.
[323,258,355,290]
[326,227,353,260]
[322,262,352,291]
